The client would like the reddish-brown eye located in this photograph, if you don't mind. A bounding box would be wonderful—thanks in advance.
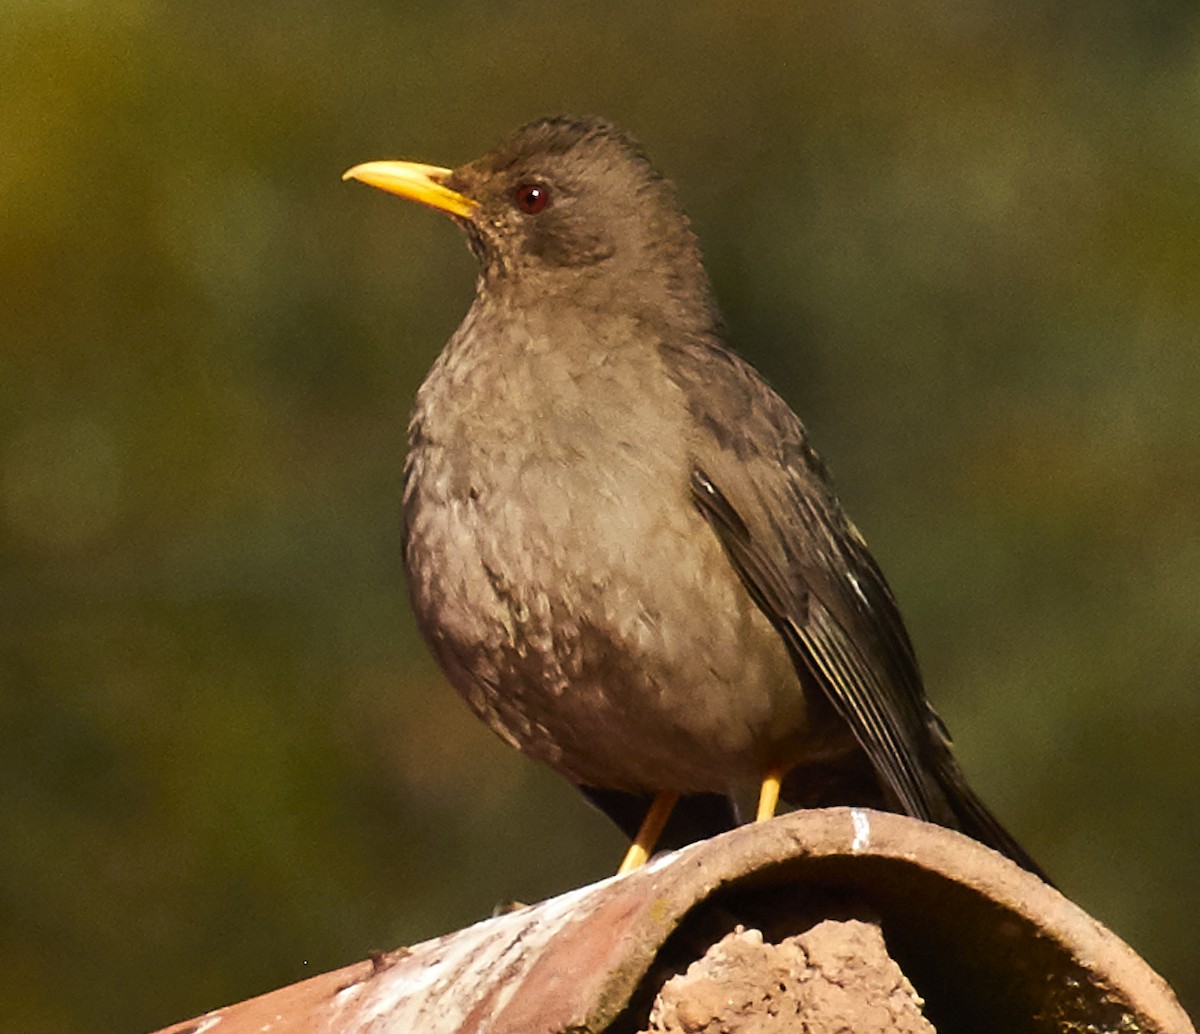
[514,182,550,214]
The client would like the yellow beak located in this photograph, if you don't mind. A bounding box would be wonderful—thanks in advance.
[342,160,477,219]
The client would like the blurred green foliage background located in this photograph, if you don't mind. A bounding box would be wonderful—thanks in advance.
[2,1,1197,1029]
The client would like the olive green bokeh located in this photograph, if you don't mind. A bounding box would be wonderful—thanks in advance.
[2,2,1197,1031]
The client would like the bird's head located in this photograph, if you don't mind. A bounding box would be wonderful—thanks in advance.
[345,116,717,332]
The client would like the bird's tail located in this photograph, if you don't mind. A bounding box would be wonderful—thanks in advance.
[927,728,1053,885]
[581,736,1052,884]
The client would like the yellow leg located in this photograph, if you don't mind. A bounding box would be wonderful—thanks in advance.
[617,791,679,874]
[755,765,783,823]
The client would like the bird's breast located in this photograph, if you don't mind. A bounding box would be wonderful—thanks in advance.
[401,319,809,792]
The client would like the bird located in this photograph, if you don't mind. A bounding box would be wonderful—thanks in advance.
[343,116,1047,881]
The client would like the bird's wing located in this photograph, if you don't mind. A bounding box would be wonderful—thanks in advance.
[665,338,951,824]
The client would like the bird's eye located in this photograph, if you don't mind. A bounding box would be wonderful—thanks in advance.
[514,182,550,214]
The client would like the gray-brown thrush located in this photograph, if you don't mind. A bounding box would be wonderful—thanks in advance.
[344,116,1046,880]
